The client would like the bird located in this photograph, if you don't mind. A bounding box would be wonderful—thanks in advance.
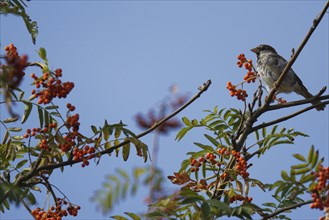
[250,44,325,111]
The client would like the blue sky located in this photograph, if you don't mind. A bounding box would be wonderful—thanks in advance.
[1,1,328,219]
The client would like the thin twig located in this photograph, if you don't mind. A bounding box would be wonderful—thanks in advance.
[251,100,329,133]
[262,200,313,220]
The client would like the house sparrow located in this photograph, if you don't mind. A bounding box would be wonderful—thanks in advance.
[251,44,325,111]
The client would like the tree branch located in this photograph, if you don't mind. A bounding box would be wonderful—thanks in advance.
[264,0,329,107]
[251,100,329,133]
[15,80,212,185]
[262,200,313,220]
[265,88,328,112]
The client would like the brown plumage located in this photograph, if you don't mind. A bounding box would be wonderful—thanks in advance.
[251,44,325,111]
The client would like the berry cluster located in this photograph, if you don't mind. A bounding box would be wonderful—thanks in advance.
[24,123,57,139]
[229,194,253,204]
[31,69,74,105]
[190,152,221,173]
[72,145,95,167]
[226,82,248,101]
[59,105,80,152]
[23,124,57,151]
[237,54,257,84]
[31,198,80,220]
[232,150,249,179]
[226,54,258,101]
[310,165,329,212]
[2,43,27,90]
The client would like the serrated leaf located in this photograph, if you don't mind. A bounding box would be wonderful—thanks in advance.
[122,141,130,161]
[21,102,32,124]
[292,154,306,162]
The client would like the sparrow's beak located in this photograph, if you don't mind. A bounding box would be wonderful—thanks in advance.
[250,47,259,54]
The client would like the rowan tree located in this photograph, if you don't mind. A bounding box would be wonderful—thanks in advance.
[1,1,329,220]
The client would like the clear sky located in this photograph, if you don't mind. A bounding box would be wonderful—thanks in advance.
[1,1,328,219]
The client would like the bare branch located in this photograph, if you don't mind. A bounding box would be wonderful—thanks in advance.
[251,100,329,133]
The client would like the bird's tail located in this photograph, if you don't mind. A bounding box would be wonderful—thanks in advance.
[298,87,325,111]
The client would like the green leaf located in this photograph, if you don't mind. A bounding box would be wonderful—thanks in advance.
[300,174,314,183]
[201,202,211,220]
[175,127,192,141]
[45,105,59,110]
[281,170,289,181]
[271,125,278,135]
[124,212,141,220]
[141,143,148,162]
[223,110,231,120]
[37,106,44,128]
[262,202,276,208]
[255,130,259,141]
[111,215,129,220]
[262,127,266,138]
[114,126,121,139]
[21,102,32,124]
[307,145,314,164]
[8,127,22,132]
[310,150,319,169]
[182,117,192,126]
[292,154,306,162]
[91,125,98,134]
[191,119,199,126]
[292,167,311,175]
[204,134,219,147]
[122,141,130,161]
[3,117,19,123]
[16,159,28,169]
[194,142,213,151]
[38,47,47,60]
